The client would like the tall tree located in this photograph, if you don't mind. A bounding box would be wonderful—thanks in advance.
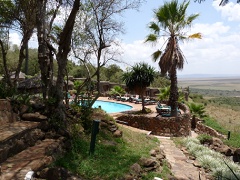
[122,62,155,113]
[0,0,37,84]
[0,1,18,87]
[71,0,143,104]
[0,28,12,88]
[145,0,201,117]
[13,0,37,85]
[35,0,80,126]
[36,0,62,100]
[52,0,80,126]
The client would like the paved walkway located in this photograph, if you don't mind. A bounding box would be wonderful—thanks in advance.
[100,97,209,179]
[157,136,207,180]
[118,123,208,180]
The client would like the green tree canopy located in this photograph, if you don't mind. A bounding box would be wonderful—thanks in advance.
[122,62,155,113]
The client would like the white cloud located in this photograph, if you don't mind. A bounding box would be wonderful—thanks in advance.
[192,22,230,36]
[9,31,38,48]
[213,0,240,22]
[9,32,21,46]
[119,40,159,71]
[118,22,240,75]
[29,33,38,48]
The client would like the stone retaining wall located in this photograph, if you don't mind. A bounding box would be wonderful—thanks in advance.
[116,114,191,137]
[195,118,226,139]
[0,99,18,125]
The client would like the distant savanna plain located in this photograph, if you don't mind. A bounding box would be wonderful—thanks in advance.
[178,76,240,145]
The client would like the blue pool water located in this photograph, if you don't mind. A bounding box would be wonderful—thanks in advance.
[92,100,132,113]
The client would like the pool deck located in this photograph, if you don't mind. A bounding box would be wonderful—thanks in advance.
[98,97,158,117]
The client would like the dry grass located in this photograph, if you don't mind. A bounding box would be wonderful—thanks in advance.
[178,77,240,91]
[205,104,240,132]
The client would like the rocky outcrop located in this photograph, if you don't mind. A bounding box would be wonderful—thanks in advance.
[21,112,48,122]
[124,147,171,180]
[0,99,18,125]
[100,119,123,138]
[200,137,240,163]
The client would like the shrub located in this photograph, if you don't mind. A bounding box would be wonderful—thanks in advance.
[197,134,213,145]
[182,138,240,179]
[187,102,206,118]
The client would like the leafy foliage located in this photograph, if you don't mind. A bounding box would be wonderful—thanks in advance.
[122,63,155,93]
[109,85,125,96]
[197,134,213,144]
[182,137,240,179]
[157,86,170,101]
[157,86,185,102]
[0,80,15,98]
[122,62,155,112]
[187,102,206,118]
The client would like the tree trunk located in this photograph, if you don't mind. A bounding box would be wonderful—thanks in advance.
[36,0,49,100]
[141,88,146,113]
[50,0,80,127]
[169,59,179,117]
[96,46,102,98]
[14,29,33,85]
[0,39,12,88]
[25,42,29,76]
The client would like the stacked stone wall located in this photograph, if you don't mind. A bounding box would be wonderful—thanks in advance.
[195,119,226,139]
[116,114,191,137]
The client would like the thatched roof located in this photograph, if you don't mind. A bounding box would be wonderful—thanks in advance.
[18,76,74,90]
[11,71,26,79]
[17,76,42,90]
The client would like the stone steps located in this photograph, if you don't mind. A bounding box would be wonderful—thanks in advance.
[0,138,63,180]
[0,99,66,179]
[0,121,44,164]
[0,120,65,180]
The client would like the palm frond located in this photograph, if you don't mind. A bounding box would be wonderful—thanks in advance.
[151,50,162,62]
[187,14,200,25]
[145,34,158,43]
[188,33,202,39]
[149,22,160,34]
[220,0,229,6]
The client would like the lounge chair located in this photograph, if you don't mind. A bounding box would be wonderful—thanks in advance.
[156,104,181,117]
[135,98,142,104]
[146,100,157,105]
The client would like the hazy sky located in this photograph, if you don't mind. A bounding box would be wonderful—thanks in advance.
[9,0,240,75]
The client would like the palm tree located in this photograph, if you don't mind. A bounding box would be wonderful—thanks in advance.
[187,102,206,118]
[145,0,201,116]
[109,85,125,97]
[157,86,170,101]
[122,62,155,113]
[157,85,185,102]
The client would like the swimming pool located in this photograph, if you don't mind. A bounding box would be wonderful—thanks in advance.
[92,100,132,113]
